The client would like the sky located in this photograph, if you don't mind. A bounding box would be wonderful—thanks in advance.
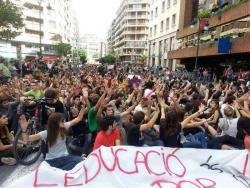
[72,0,122,40]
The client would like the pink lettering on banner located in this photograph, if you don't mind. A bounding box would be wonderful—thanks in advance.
[145,150,166,176]
[31,147,228,187]
[115,148,138,174]
[64,167,83,187]
[177,180,201,188]
[151,179,178,188]
[243,154,249,176]
[83,153,101,184]
[196,178,216,188]
[134,151,152,175]
[98,148,117,172]
[151,178,216,188]
[165,154,186,178]
[34,166,58,187]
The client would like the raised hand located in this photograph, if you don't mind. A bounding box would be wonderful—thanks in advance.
[19,115,29,132]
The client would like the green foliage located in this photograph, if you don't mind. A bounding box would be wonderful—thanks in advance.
[138,53,147,63]
[214,0,248,16]
[74,48,87,63]
[55,43,71,57]
[100,52,118,64]
[0,0,24,40]
[198,9,211,19]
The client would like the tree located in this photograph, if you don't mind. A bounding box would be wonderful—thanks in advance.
[0,0,24,40]
[100,52,118,64]
[74,48,87,63]
[55,43,72,57]
[139,53,147,64]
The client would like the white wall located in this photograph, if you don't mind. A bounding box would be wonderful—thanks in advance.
[148,0,180,69]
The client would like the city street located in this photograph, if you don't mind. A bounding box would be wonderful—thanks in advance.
[0,0,250,187]
[0,158,42,187]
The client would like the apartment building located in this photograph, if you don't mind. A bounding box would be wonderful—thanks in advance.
[0,0,79,60]
[108,0,150,63]
[168,0,250,71]
[148,0,180,70]
[80,34,101,63]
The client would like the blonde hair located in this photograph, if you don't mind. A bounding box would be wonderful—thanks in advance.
[224,105,234,118]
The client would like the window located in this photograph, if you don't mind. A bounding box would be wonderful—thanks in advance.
[166,18,169,30]
[172,14,176,27]
[151,11,153,20]
[155,7,158,17]
[167,0,171,8]
[160,20,164,32]
[173,0,177,5]
[154,25,157,36]
[164,39,169,52]
[170,36,175,50]
[159,41,162,54]
[150,27,153,37]
[162,1,165,13]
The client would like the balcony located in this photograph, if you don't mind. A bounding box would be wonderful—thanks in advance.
[25,9,43,19]
[168,33,250,59]
[126,22,147,27]
[125,15,148,19]
[26,16,43,24]
[24,0,43,11]
[124,30,147,34]
[127,7,148,12]
[177,0,250,39]
[25,22,43,31]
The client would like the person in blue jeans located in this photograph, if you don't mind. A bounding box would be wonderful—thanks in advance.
[19,108,86,171]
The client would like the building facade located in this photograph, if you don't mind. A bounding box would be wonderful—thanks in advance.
[80,34,101,63]
[100,42,107,58]
[0,0,79,59]
[148,0,180,70]
[108,0,150,63]
[168,0,250,71]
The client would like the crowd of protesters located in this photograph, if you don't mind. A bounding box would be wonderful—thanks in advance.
[0,57,249,170]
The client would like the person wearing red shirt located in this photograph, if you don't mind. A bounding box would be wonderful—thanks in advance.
[93,116,121,150]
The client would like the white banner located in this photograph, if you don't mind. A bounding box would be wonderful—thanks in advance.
[10,146,250,188]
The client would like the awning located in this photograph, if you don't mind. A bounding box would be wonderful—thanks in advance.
[42,56,58,61]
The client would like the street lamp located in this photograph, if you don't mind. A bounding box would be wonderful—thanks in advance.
[195,18,209,69]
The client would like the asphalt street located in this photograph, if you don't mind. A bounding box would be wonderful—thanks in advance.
[0,157,42,187]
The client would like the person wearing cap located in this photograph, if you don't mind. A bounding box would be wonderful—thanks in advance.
[41,88,64,126]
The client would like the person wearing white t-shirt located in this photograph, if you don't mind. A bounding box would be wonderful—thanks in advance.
[19,108,86,170]
[218,105,239,138]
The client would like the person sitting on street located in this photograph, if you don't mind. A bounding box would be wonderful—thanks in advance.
[93,116,121,150]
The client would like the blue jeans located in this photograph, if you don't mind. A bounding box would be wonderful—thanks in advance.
[183,132,207,149]
[144,140,164,147]
[46,155,82,170]
[207,135,244,149]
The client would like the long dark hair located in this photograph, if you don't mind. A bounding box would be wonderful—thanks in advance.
[162,110,181,137]
[47,113,66,147]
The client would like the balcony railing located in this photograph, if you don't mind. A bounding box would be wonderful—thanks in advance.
[25,9,43,19]
[124,30,147,34]
[127,7,148,12]
[125,15,148,19]
[126,22,147,26]
[25,22,43,31]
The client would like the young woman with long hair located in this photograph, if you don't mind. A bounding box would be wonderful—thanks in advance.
[19,108,85,170]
